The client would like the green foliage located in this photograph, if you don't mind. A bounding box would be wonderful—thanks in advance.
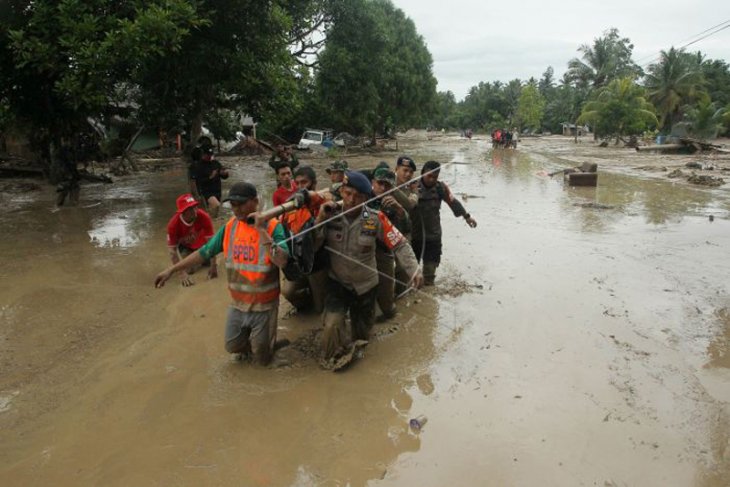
[515,82,545,132]
[315,0,437,135]
[701,59,730,106]
[429,91,459,129]
[679,99,727,140]
[205,110,240,143]
[644,47,705,131]
[578,77,657,139]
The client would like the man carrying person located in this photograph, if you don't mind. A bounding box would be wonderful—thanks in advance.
[155,182,289,365]
[411,160,477,286]
[279,166,328,313]
[314,171,422,361]
[189,146,229,218]
[369,167,411,320]
[166,193,217,286]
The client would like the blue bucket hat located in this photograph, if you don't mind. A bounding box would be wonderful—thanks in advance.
[343,170,372,196]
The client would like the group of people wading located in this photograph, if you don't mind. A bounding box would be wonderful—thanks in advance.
[154,148,477,368]
[491,128,518,149]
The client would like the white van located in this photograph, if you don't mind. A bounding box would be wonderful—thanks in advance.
[297,129,333,150]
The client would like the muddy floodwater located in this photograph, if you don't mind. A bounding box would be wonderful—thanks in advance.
[1,133,729,486]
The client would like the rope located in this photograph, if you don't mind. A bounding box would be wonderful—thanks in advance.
[279,160,458,246]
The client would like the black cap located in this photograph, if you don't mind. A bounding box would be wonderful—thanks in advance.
[223,182,257,203]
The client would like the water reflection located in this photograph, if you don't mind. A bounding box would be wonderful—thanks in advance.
[88,208,153,248]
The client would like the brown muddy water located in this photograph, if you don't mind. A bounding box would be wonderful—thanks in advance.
[1,134,729,486]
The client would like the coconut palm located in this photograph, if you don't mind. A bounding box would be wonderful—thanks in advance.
[578,77,657,142]
[567,28,643,90]
[679,100,727,140]
[644,47,705,131]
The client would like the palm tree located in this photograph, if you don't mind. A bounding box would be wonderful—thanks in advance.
[567,28,643,90]
[679,100,727,140]
[644,47,705,131]
[578,77,658,142]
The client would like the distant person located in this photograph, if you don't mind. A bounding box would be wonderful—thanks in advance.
[155,182,289,365]
[325,160,348,200]
[411,161,477,285]
[166,193,217,286]
[272,163,297,206]
[268,144,300,174]
[189,146,229,218]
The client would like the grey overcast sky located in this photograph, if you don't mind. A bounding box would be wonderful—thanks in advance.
[391,0,730,100]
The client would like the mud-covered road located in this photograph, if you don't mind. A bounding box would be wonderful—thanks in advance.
[1,133,729,486]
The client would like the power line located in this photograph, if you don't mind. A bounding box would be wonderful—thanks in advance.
[640,21,730,68]
[635,19,730,63]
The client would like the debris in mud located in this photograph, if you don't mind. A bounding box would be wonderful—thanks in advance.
[687,173,725,187]
[290,329,321,359]
[459,193,485,201]
[319,340,369,372]
[667,169,684,178]
[0,181,42,192]
[409,415,428,432]
[685,161,702,169]
[635,165,668,172]
[432,276,484,297]
[573,202,615,210]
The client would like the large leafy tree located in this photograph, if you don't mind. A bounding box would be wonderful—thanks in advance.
[515,81,545,132]
[133,0,319,144]
[644,47,705,131]
[578,77,657,141]
[315,0,436,136]
[1,0,324,179]
[567,28,642,90]
[0,0,202,180]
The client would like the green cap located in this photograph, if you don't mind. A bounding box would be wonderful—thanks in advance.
[373,167,396,186]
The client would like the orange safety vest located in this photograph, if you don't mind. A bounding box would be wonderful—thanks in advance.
[280,192,322,234]
[222,217,280,305]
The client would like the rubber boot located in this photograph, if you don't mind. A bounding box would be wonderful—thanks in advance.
[423,262,438,286]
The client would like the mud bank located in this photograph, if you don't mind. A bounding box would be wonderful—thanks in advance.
[1,133,728,486]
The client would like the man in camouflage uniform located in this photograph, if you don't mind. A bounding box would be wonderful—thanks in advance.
[369,167,411,320]
[411,160,477,285]
[325,159,348,201]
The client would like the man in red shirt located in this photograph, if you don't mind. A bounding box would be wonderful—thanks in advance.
[272,163,296,206]
[166,193,217,286]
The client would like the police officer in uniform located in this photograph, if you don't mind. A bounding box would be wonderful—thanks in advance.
[314,171,422,360]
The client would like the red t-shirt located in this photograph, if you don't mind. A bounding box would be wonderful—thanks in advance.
[272,182,297,206]
[166,209,214,250]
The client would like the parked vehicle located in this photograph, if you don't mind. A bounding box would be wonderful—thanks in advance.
[297,128,333,150]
